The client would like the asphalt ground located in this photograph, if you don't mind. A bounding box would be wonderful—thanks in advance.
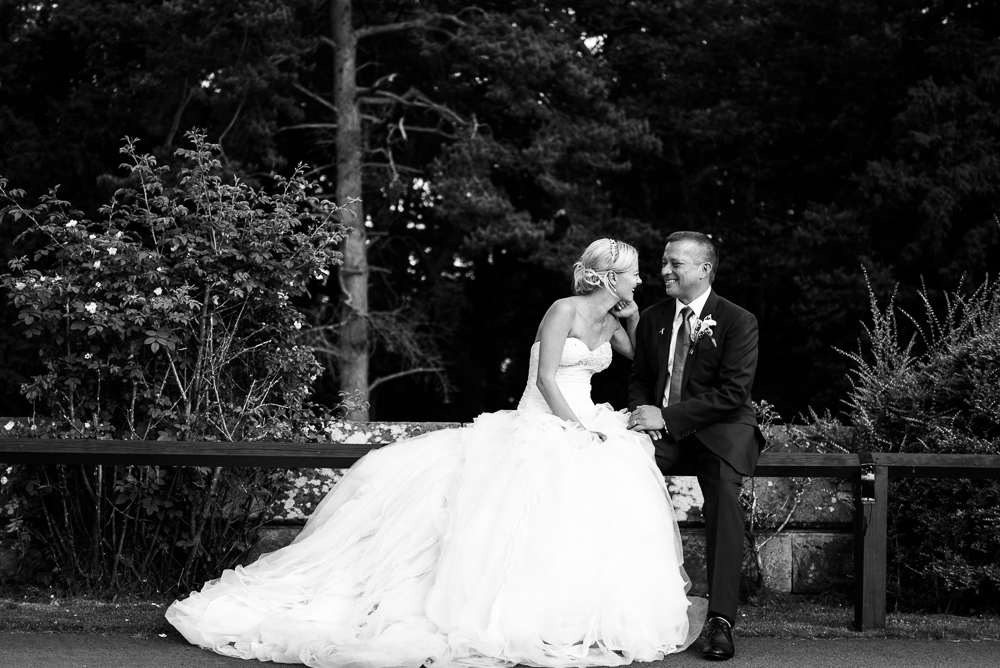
[2,632,999,668]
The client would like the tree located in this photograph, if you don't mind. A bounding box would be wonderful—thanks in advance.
[288,0,475,420]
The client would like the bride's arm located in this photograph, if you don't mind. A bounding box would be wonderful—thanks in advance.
[609,303,640,359]
[535,300,585,426]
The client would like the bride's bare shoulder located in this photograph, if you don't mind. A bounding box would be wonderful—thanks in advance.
[542,297,584,318]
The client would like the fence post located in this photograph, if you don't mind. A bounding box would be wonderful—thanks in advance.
[854,451,887,630]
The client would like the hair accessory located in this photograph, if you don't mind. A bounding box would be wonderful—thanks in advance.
[609,239,619,262]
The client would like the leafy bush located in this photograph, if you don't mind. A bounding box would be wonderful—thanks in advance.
[0,131,351,594]
[842,277,1000,612]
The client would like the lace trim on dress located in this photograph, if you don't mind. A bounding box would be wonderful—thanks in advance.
[559,342,613,368]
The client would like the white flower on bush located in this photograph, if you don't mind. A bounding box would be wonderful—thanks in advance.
[293,321,302,330]
[108,247,118,256]
[115,231,122,238]
[14,282,25,290]
[154,287,163,296]
[0,476,6,485]
[93,260,101,268]
[84,353,92,359]
[65,220,78,228]
[85,302,98,314]
[95,282,101,288]
[4,421,14,431]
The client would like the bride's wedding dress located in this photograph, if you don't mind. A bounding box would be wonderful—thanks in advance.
[167,337,706,667]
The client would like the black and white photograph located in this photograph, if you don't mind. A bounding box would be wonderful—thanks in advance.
[0,2,998,667]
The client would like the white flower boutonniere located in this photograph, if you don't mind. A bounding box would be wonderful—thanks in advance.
[688,314,718,355]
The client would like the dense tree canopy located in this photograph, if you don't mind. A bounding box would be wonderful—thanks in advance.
[2,0,998,423]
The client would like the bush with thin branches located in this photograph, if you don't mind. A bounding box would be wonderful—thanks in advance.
[0,131,350,594]
[841,274,1000,612]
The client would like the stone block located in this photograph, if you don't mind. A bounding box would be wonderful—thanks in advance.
[667,476,703,522]
[747,477,853,524]
[758,533,793,593]
[244,525,302,564]
[679,528,708,596]
[0,541,21,581]
[791,532,853,594]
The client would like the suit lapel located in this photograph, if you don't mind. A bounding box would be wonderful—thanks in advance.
[682,290,720,390]
[653,301,675,401]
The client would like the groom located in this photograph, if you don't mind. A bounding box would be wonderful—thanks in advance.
[627,231,764,661]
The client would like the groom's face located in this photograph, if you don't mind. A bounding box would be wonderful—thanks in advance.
[661,241,710,303]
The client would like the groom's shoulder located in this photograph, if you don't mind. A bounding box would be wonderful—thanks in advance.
[639,299,673,320]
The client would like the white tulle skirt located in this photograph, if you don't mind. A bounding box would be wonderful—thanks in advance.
[166,406,706,667]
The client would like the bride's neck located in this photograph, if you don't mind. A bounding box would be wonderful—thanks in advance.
[582,290,619,317]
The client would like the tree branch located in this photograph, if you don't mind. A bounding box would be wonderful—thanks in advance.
[355,14,466,40]
[293,82,338,115]
[369,88,467,125]
[369,367,444,393]
[166,83,195,149]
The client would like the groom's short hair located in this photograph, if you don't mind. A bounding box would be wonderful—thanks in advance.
[664,231,719,282]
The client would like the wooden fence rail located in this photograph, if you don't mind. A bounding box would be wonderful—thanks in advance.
[2,434,999,631]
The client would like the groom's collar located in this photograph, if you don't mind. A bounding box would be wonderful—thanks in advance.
[675,287,713,321]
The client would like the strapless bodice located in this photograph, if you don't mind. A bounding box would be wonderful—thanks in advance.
[516,337,612,422]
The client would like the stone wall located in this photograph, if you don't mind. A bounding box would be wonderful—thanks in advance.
[0,420,857,595]
[247,421,858,597]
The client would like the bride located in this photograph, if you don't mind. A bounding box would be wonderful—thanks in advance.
[167,239,706,667]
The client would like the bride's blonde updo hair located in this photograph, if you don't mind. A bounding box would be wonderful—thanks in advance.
[571,238,639,296]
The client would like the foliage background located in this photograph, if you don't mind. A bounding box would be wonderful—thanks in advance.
[2,0,999,423]
[2,0,1000,606]
[0,129,349,594]
[843,277,1000,612]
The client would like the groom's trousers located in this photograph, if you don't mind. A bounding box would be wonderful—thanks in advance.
[654,436,744,622]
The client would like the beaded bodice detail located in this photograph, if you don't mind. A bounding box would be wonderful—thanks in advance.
[516,338,612,422]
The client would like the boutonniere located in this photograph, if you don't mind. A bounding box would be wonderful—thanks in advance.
[688,314,717,355]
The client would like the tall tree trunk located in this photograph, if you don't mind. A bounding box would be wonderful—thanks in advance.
[333,0,369,420]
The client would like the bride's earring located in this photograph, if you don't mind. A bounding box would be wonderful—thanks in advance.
[607,272,619,297]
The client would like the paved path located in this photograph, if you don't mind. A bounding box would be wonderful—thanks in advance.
[2,633,999,668]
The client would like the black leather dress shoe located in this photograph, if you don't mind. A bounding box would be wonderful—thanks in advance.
[702,616,735,660]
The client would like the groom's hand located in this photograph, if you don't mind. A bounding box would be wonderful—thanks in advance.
[627,405,666,432]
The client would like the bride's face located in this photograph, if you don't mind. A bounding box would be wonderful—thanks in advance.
[614,262,642,302]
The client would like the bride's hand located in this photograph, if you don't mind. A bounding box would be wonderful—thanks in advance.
[590,431,607,442]
[613,300,639,320]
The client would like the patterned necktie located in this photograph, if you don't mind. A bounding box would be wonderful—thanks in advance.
[667,306,693,406]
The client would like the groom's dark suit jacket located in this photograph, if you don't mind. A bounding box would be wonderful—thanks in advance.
[628,290,765,476]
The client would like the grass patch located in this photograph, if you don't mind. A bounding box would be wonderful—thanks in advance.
[1,594,998,641]
[0,596,175,637]
[738,597,1000,640]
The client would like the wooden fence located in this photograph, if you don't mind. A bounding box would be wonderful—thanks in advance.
[1,434,998,631]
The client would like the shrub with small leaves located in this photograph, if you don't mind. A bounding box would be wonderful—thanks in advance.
[2,131,346,440]
[841,275,1000,612]
[0,131,350,594]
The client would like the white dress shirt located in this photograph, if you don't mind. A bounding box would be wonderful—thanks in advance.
[663,287,712,407]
